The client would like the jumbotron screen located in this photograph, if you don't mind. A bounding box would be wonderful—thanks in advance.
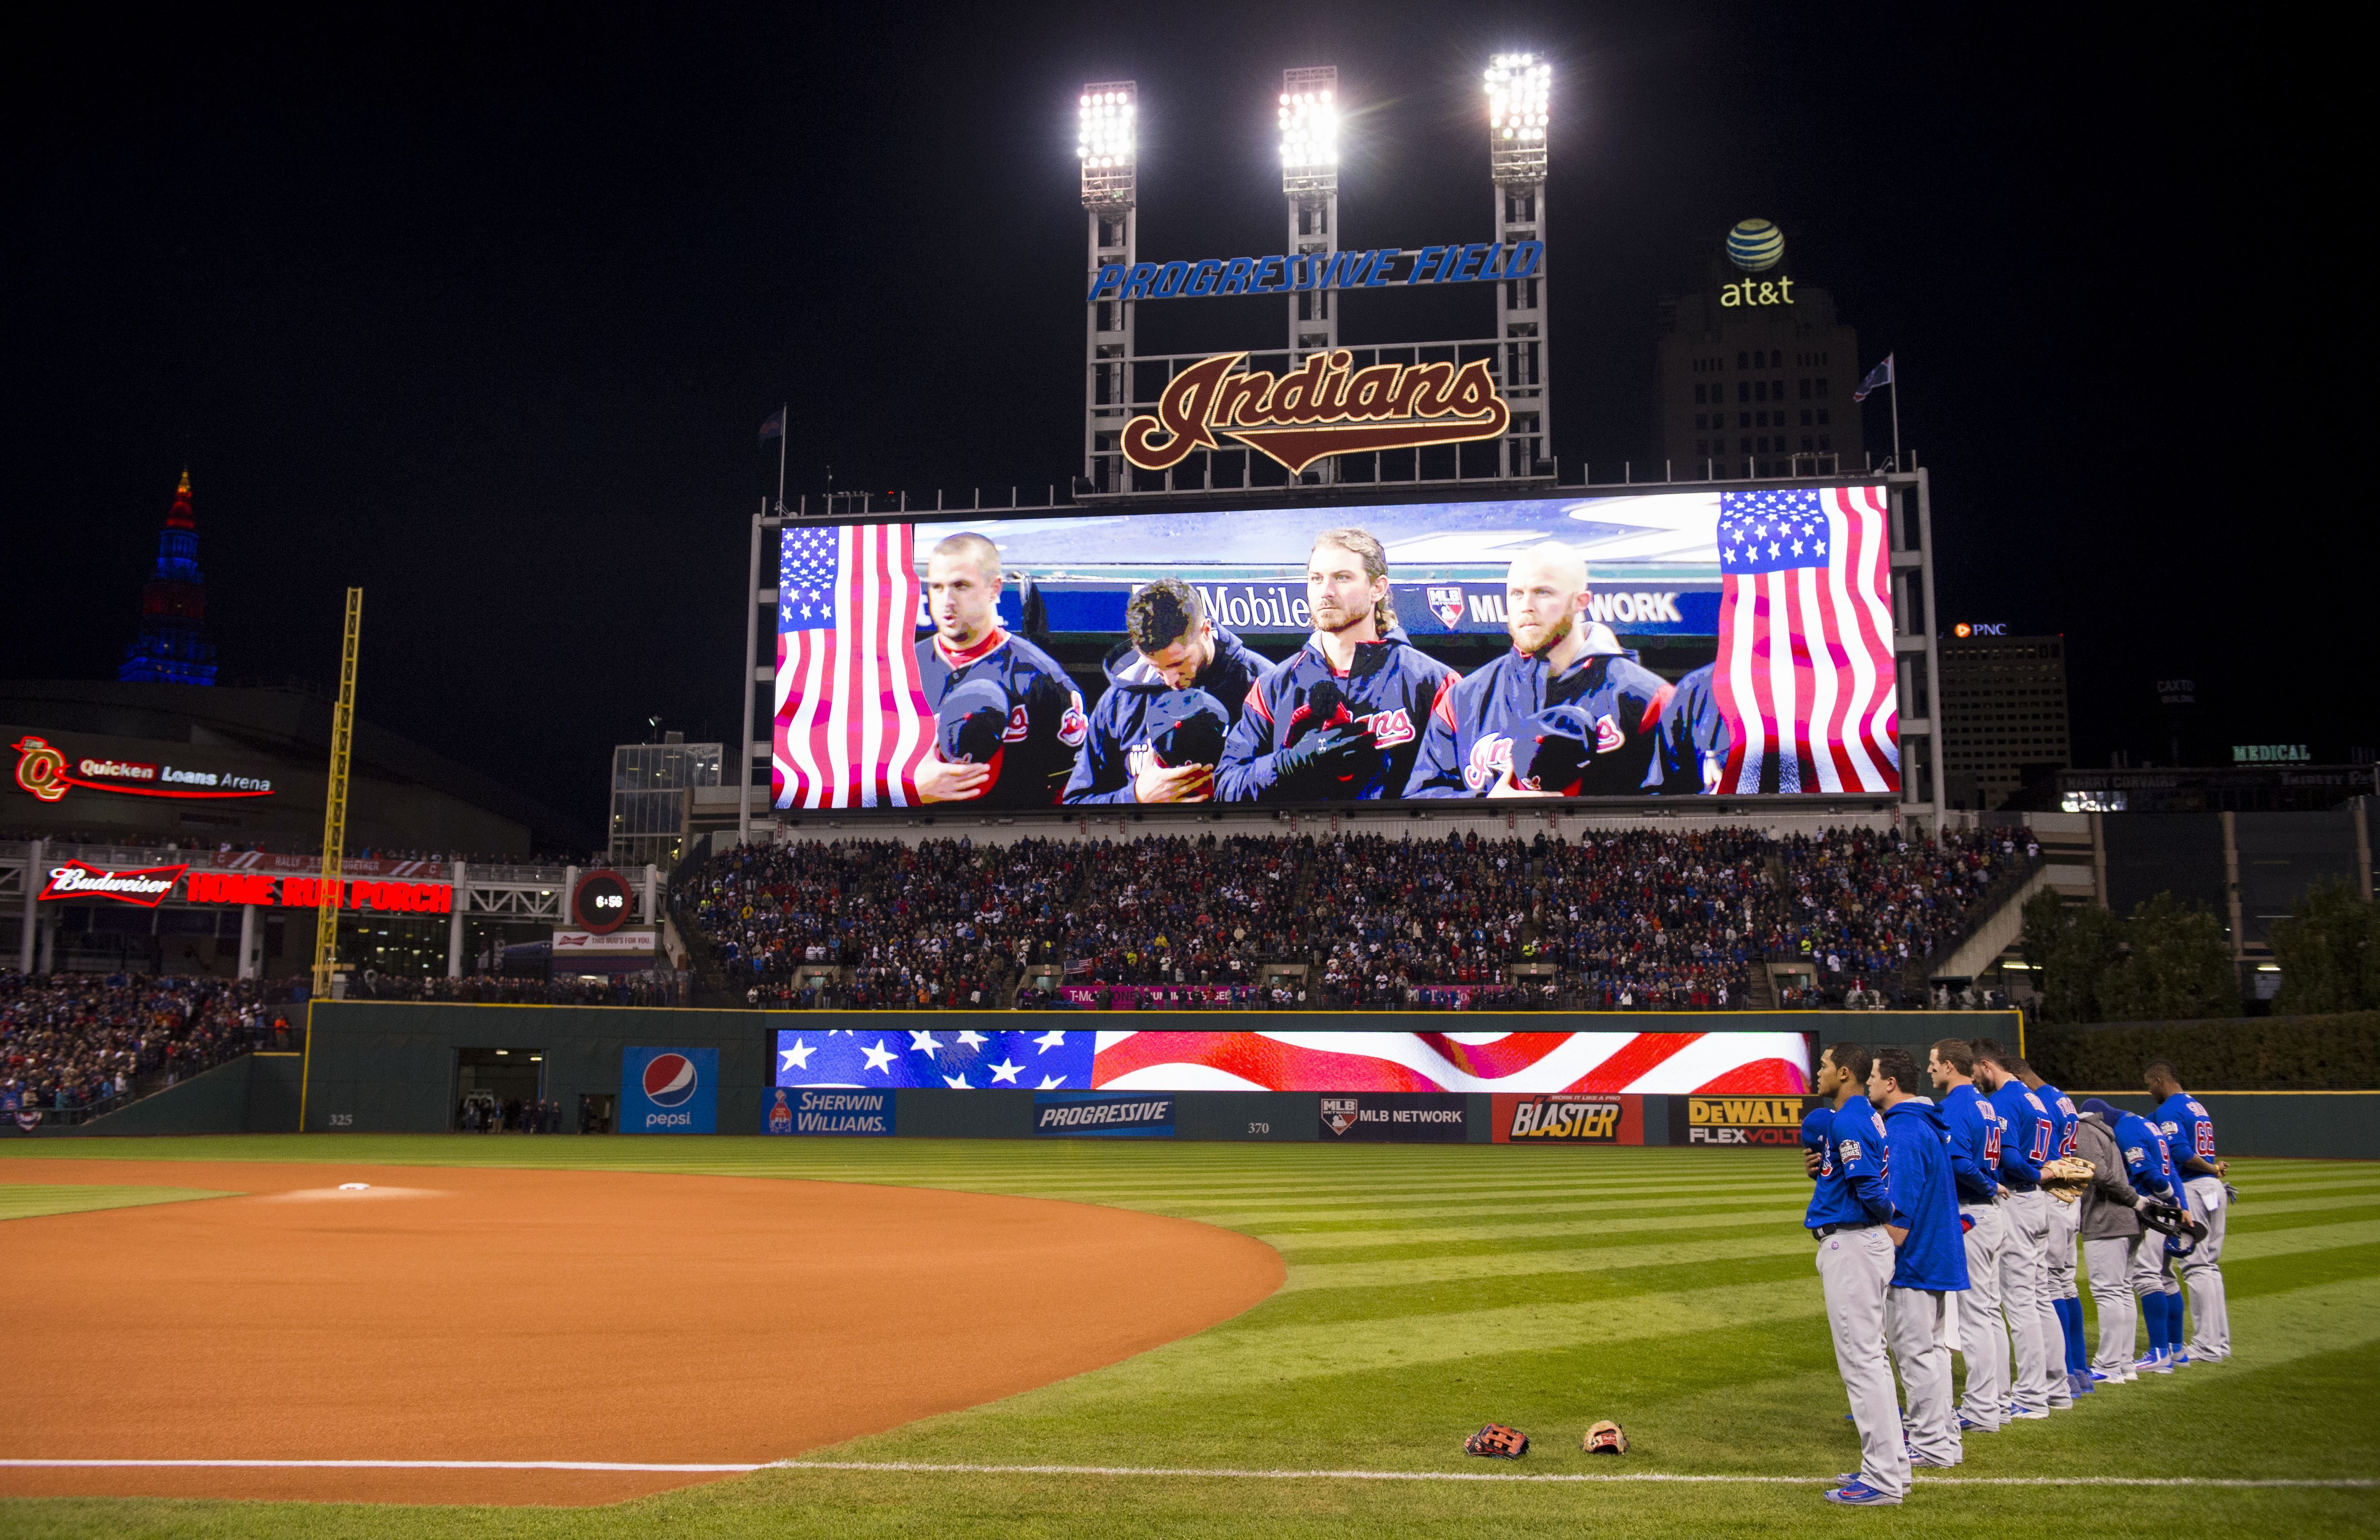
[773,1027,1813,1095]
[768,485,1897,811]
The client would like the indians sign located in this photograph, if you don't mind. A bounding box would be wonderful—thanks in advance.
[1121,349,1510,475]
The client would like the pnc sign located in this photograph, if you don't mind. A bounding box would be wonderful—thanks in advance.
[1122,349,1510,476]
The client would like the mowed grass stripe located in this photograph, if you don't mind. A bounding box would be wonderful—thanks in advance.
[1176,1190,1805,1228]
[1269,1206,1801,1258]
[1280,1230,1822,1292]
[0,1183,238,1222]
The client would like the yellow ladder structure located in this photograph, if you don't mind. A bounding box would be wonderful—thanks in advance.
[300,588,362,1130]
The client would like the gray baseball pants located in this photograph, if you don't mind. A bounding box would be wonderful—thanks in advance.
[2082,1235,2137,1376]
[2180,1176,2231,1359]
[1999,1187,2056,1412]
[1955,1201,2008,1429]
[1888,1285,1961,1466]
[1817,1226,1909,1499]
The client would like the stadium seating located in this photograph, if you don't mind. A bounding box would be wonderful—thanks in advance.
[682,825,2028,1010]
[0,972,289,1117]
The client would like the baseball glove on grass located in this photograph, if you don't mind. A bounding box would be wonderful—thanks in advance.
[2039,1156,2096,1204]
[1465,1423,1529,1459]
[1584,1420,1629,1455]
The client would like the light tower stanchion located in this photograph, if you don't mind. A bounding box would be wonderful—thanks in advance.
[1280,66,1340,485]
[1080,82,1138,495]
[301,584,361,1132]
[1487,54,1552,479]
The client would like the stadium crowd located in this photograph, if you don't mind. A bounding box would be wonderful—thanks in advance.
[1,972,292,1116]
[682,824,2030,1011]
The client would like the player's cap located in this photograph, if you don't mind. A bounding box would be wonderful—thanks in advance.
[1148,688,1229,768]
[1509,704,1598,794]
[937,679,1011,768]
[2080,1097,2122,1121]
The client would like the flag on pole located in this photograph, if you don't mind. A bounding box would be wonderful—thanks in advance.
[772,523,935,808]
[1852,354,1894,403]
[758,407,786,441]
[1710,486,1899,795]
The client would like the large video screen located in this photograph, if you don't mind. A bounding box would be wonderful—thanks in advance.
[769,486,1897,810]
[772,1028,1812,1095]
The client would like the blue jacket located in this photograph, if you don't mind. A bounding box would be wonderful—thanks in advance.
[1806,1095,1894,1231]
[2036,1082,2079,1160]
[917,629,1087,808]
[1882,1098,1971,1291]
[2155,1091,2216,1173]
[1645,661,1732,795]
[1216,627,1456,803]
[1938,1083,2003,1204]
[1990,1081,2050,1191]
[1800,1103,1833,1155]
[2113,1111,2176,1199]
[1061,628,1266,804]
[1402,625,1674,799]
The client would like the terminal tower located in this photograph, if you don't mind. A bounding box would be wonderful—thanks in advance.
[118,469,219,685]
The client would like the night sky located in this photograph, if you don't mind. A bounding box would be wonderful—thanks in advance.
[8,6,2359,834]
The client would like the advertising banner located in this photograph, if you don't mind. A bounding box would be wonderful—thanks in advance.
[554,927,658,956]
[1319,1093,1468,1142]
[774,1028,1810,1095]
[620,1046,717,1134]
[765,1087,894,1136]
[769,485,1897,811]
[1033,1092,1177,1137]
[1491,1093,1644,1145]
[1671,1094,1820,1148]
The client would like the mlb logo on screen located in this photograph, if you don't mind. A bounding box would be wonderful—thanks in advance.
[1426,587,1466,630]
[1321,1097,1360,1137]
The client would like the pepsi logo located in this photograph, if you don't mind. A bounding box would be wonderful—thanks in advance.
[642,1053,698,1107]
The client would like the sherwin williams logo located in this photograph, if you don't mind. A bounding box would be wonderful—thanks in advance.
[642,1053,698,1108]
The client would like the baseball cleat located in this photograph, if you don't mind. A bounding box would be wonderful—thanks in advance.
[2005,1405,2052,1420]
[2132,1352,2172,1375]
[2069,1372,2096,1397]
[2170,1350,2191,1368]
[1957,1414,1999,1432]
[1909,1452,1959,1468]
[2088,1370,2113,1383]
[1825,1480,1903,1506]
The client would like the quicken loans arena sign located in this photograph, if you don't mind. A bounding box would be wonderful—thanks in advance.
[1122,349,1509,475]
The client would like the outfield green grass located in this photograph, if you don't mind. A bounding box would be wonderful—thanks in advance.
[0,1183,235,1223]
[2,1136,2376,1538]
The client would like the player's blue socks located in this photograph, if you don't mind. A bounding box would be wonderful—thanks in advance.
[2141,1290,2168,1354]
[2059,1298,2088,1373]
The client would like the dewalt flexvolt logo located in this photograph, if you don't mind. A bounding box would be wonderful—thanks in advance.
[1684,1096,1812,1148]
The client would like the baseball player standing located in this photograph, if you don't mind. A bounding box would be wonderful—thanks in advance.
[2070,1100,2149,1382]
[1870,1046,1969,1470]
[1972,1042,2058,1417]
[2147,1060,2231,1362]
[1216,529,1455,803]
[1803,1042,1907,1507]
[1928,1039,2008,1432]
[915,533,1089,807]
[2088,1096,2185,1374]
[2008,1056,2090,1396]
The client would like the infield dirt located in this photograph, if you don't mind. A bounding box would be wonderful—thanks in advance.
[0,1160,1283,1505]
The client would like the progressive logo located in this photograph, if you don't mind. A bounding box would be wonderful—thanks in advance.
[642,1053,698,1109]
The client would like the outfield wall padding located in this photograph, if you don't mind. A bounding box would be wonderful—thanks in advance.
[2052,1092,2380,1161]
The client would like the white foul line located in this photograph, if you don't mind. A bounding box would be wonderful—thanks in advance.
[2,1458,2371,1489]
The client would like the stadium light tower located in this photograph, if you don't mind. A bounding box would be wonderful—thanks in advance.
[1486,53,1551,478]
[1081,81,1137,493]
[1280,67,1338,359]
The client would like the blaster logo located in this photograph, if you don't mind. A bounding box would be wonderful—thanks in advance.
[642,1053,699,1109]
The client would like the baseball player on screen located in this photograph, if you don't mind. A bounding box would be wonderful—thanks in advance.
[914,532,1088,807]
[1927,1038,2008,1432]
[2147,1060,2231,1362]
[1644,661,1733,795]
[1404,542,1674,799]
[1802,1042,1907,1507]
[1062,578,1265,805]
[1215,528,1455,803]
[1972,1042,2061,1417]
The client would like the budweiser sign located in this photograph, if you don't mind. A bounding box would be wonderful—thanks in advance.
[38,860,189,907]
[1121,349,1510,475]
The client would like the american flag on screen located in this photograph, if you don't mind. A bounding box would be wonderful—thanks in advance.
[775,1029,1810,1095]
[773,523,935,808]
[1711,486,1899,794]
